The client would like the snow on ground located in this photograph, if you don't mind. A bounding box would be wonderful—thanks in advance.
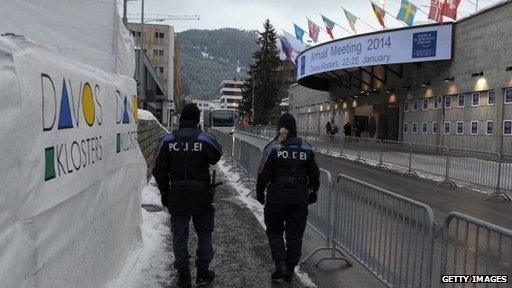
[216,159,317,288]
[122,178,173,288]
[138,109,157,121]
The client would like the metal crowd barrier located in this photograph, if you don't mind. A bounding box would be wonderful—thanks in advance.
[440,212,512,288]
[334,174,436,288]
[302,169,353,266]
[237,127,511,202]
[214,129,512,288]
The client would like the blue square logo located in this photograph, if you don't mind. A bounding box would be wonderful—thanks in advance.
[300,55,306,76]
[412,31,437,58]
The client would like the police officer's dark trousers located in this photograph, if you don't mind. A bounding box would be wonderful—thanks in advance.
[170,207,215,270]
[264,204,308,267]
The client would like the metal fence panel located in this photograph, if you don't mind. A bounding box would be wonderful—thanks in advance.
[334,174,436,288]
[410,144,449,177]
[499,154,512,191]
[448,149,500,188]
[440,212,512,288]
[307,169,333,240]
[381,140,411,170]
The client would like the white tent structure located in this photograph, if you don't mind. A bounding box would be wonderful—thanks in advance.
[0,0,135,77]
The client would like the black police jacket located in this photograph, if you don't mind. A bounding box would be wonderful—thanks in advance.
[256,136,320,205]
[153,121,222,215]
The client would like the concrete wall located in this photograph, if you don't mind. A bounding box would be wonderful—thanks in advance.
[137,119,167,179]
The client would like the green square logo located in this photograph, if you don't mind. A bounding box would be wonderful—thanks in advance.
[44,147,55,181]
[116,133,121,153]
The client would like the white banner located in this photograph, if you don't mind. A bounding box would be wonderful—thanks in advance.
[297,24,453,79]
[0,0,135,77]
[0,36,146,288]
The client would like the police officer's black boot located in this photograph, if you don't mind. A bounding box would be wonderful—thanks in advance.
[196,268,215,287]
[283,262,295,282]
[177,267,192,288]
[271,260,288,282]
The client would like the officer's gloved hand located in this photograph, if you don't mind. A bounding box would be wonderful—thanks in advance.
[308,192,318,204]
[256,192,265,205]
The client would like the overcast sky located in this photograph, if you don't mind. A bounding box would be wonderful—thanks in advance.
[124,0,500,42]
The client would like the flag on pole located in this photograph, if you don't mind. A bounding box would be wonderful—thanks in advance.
[321,15,336,40]
[343,9,358,34]
[428,0,447,23]
[371,2,386,28]
[278,31,307,64]
[442,0,460,20]
[276,37,287,61]
[396,0,417,26]
[307,18,321,43]
[293,23,306,42]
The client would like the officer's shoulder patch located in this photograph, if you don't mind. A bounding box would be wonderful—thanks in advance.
[301,141,314,151]
[264,140,281,152]
[161,133,174,142]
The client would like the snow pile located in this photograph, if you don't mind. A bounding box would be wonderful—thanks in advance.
[138,109,157,121]
[217,159,317,288]
[115,178,173,288]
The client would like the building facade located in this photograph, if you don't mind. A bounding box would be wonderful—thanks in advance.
[289,1,512,154]
[127,23,177,126]
[219,80,243,110]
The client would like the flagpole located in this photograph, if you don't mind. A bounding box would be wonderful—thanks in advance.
[379,5,408,27]
[341,6,378,31]
[335,23,356,36]
[320,14,354,36]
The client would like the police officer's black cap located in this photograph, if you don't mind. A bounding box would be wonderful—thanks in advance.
[278,113,297,133]
[180,103,201,124]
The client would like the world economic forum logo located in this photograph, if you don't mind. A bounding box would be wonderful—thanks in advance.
[412,31,437,58]
[300,55,306,76]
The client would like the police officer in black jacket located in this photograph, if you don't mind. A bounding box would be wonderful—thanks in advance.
[153,104,222,288]
[256,113,320,282]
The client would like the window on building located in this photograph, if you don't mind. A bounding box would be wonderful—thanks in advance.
[472,93,480,106]
[153,49,164,56]
[445,96,452,108]
[457,121,464,134]
[413,100,418,111]
[422,122,428,134]
[444,122,451,134]
[403,123,409,133]
[412,122,418,134]
[504,120,512,135]
[423,99,428,110]
[486,121,493,135]
[154,32,165,39]
[506,89,512,104]
[432,98,437,109]
[130,30,136,36]
[488,90,495,105]
[471,121,479,135]
[404,101,409,111]
[458,94,465,107]
[432,122,438,134]
[137,31,142,37]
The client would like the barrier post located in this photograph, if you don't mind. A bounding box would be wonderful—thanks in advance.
[301,170,353,266]
[486,155,512,202]
[402,143,418,177]
[375,139,387,169]
[438,147,457,187]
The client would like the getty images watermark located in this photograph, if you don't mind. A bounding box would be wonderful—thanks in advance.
[441,275,508,284]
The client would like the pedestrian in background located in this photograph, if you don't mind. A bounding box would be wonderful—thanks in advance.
[325,121,332,136]
[256,113,320,283]
[153,104,223,288]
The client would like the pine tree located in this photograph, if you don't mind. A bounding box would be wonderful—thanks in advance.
[242,19,283,125]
